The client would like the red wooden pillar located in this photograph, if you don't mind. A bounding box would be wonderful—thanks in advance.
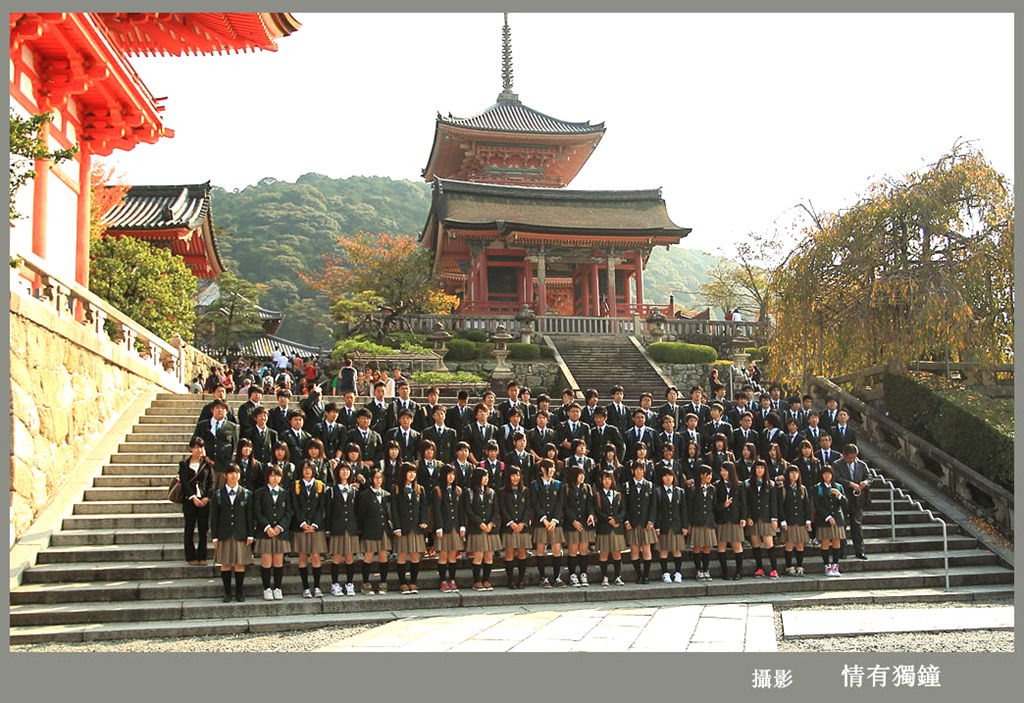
[75,147,91,287]
[590,263,600,316]
[624,270,632,309]
[31,120,51,261]
[480,251,489,308]
[635,259,644,309]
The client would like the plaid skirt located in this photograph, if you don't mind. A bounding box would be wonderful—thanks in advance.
[291,530,327,554]
[254,536,291,555]
[360,536,392,554]
[328,533,360,556]
[533,526,565,545]
[745,520,777,538]
[466,533,503,553]
[817,524,847,540]
[437,530,466,552]
[394,533,425,555]
[658,532,688,552]
[688,526,718,548]
[716,522,744,543]
[626,526,657,546]
[215,539,252,565]
[565,528,595,546]
[501,531,532,550]
[595,533,627,553]
[782,524,811,545]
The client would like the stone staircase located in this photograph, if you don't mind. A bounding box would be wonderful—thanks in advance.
[9,393,1014,644]
[549,336,670,399]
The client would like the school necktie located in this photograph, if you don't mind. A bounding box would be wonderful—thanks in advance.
[228,488,236,504]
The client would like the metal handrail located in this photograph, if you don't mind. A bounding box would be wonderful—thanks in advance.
[866,466,950,591]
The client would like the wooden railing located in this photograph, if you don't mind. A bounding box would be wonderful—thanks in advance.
[11,251,184,385]
[806,373,1013,536]
[661,318,760,340]
[537,315,638,336]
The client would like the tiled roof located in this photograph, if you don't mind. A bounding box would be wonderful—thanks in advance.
[201,333,323,359]
[102,183,211,231]
[438,98,604,135]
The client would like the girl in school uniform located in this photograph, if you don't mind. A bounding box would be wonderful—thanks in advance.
[563,464,596,587]
[813,465,848,577]
[179,436,213,566]
[688,465,718,581]
[625,441,655,486]
[480,439,505,488]
[623,460,657,584]
[253,464,292,600]
[303,439,330,484]
[792,440,822,488]
[235,438,264,492]
[539,443,565,483]
[595,443,621,487]
[564,438,594,485]
[681,440,702,487]
[654,468,688,583]
[463,467,502,591]
[357,468,392,594]
[735,442,758,483]
[325,462,360,596]
[379,439,403,492]
[594,470,626,586]
[531,458,566,587]
[744,460,780,579]
[268,441,295,486]
[434,464,466,592]
[714,461,747,580]
[780,464,813,576]
[453,441,476,488]
[340,443,366,486]
[210,463,255,602]
[499,466,531,589]
[766,442,789,486]
[291,460,328,597]
[391,463,428,594]
[702,433,736,473]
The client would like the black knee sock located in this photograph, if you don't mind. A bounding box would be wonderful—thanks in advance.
[312,566,322,589]
[273,565,284,590]
[718,553,729,576]
[795,551,804,567]
[221,570,233,596]
[550,555,561,580]
[613,559,622,578]
[362,561,372,582]
[703,553,711,571]
[632,558,642,578]
[440,563,449,581]
[734,553,743,573]
[768,550,777,572]
[692,552,702,570]
[345,562,355,584]
[378,561,389,581]
[537,556,547,580]
[784,550,793,568]
[660,557,669,573]
[410,562,420,583]
[505,560,514,582]
[482,563,492,582]
[823,548,831,566]
[579,555,587,579]
[450,563,458,581]
[299,566,309,590]
[753,547,763,570]
[472,563,481,582]
[517,558,527,580]
[643,559,652,578]
[330,563,340,585]
[599,560,609,578]
[397,564,408,585]
[673,555,683,573]
[261,566,271,589]
[833,548,841,566]
[234,570,245,596]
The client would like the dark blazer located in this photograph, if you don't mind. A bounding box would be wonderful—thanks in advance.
[434,484,465,533]
[751,406,775,434]
[499,486,531,531]
[563,483,595,528]
[177,458,213,503]
[356,487,391,540]
[624,459,656,486]
[759,427,784,459]
[324,482,359,536]
[363,399,390,435]
[462,421,497,463]
[811,481,847,527]
[605,402,633,434]
[497,422,529,454]
[727,405,754,428]
[290,479,326,531]
[299,396,326,432]
[498,398,527,426]
[779,481,813,527]
[688,483,717,528]
[479,459,505,488]
[415,459,445,497]
[580,404,602,428]
[253,484,293,538]
[654,459,683,483]
[802,424,828,449]
[818,448,841,470]
[590,423,624,461]
[209,485,254,543]
[682,401,712,426]
[656,401,684,425]
[346,426,383,465]
[777,431,807,462]
[317,421,348,460]
[236,400,262,435]
[819,408,841,430]
[281,428,312,468]
[654,484,689,533]
[680,427,703,458]
[829,424,858,449]
[563,454,596,484]
[336,404,360,430]
[383,426,421,462]
[422,424,458,465]
[193,418,239,470]
[530,479,564,525]
[792,456,822,487]
[783,408,808,432]
[390,484,428,535]
[520,401,537,430]
[654,430,685,460]
[378,459,403,493]
[199,400,236,425]
[245,425,278,465]
[594,487,625,535]
[463,487,499,535]
[623,425,657,462]
[679,457,702,485]
[384,399,420,434]
[714,481,747,525]
[744,478,779,523]
[734,459,755,483]
[702,449,735,473]
[452,460,476,489]
[267,405,291,436]
[445,403,473,435]
[832,457,872,515]
[503,450,536,485]
[699,420,734,452]
[623,478,655,528]
[556,419,591,458]
[267,460,295,486]
[526,426,558,458]
[412,403,438,434]
[236,458,264,491]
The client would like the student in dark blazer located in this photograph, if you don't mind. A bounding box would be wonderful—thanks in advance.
[594,470,627,586]
[413,387,442,434]
[802,411,828,448]
[193,399,239,491]
[383,408,422,463]
[777,418,806,463]
[462,403,498,464]
[654,414,685,461]
[702,433,736,474]
[434,464,466,593]
[299,386,326,435]
[377,440,403,493]
[479,439,506,488]
[579,389,602,428]
[731,412,760,458]
[563,464,596,587]
[680,441,703,487]
[829,409,857,447]
[656,386,685,427]
[451,441,476,489]
[688,465,718,581]
[317,403,347,462]
[654,468,689,583]
[280,410,312,472]
[526,411,558,461]
[336,391,360,431]
[267,389,292,437]
[780,464,813,576]
[518,388,537,429]
[357,468,392,594]
[324,462,360,596]
[267,441,296,486]
[291,460,327,598]
[253,463,292,600]
[818,398,841,430]
[744,461,780,579]
[563,438,595,486]
[605,385,632,434]
[209,463,254,602]
[235,438,264,492]
[812,464,848,576]
[179,437,214,566]
[624,409,657,463]
[245,407,278,466]
[636,392,658,428]
[391,463,428,594]
[699,404,733,452]
[422,405,457,465]
[497,408,529,455]
[832,444,871,560]
[623,461,657,583]
[751,396,774,435]
[589,407,624,461]
[758,413,783,459]
[817,433,842,470]
[198,385,237,425]
[347,409,383,470]
[792,440,823,488]
[445,391,473,435]
[714,462,747,580]
[384,381,419,433]
[726,393,753,428]
[682,385,711,425]
[499,466,531,589]
[498,380,526,425]
[530,459,566,588]
[734,442,758,483]
[503,432,536,485]
[557,404,591,460]
[236,386,263,436]
[364,382,390,435]
[463,467,502,591]
[594,444,622,490]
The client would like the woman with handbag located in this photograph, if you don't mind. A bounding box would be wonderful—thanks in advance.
[179,437,214,566]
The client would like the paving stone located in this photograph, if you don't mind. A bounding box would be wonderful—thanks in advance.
[600,614,651,627]
[690,616,746,644]
[782,606,1014,638]
[746,603,773,619]
[448,639,518,652]
[508,637,572,653]
[744,616,778,652]
[700,603,748,619]
[687,641,741,652]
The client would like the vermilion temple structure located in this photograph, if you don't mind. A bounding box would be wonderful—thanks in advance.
[420,15,689,317]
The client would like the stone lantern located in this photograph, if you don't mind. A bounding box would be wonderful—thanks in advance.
[489,324,515,381]
[515,303,536,344]
[646,308,667,344]
[426,323,453,373]
[729,334,753,369]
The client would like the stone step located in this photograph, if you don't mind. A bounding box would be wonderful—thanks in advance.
[73,501,177,515]
[62,514,183,530]
[110,453,187,464]
[131,423,197,434]
[126,433,195,443]
[93,475,179,488]
[138,414,204,424]
[116,442,188,453]
[84,487,171,502]
[33,534,982,564]
[18,549,1000,584]
[144,407,210,417]
[50,528,182,547]
[103,464,179,476]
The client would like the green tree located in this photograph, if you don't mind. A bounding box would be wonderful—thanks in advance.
[196,270,267,349]
[771,143,1014,384]
[9,111,77,226]
[89,236,197,343]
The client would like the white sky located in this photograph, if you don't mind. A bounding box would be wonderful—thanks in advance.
[105,12,1014,257]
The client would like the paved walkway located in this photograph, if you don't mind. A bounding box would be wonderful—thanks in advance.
[782,606,1014,638]
[318,600,777,652]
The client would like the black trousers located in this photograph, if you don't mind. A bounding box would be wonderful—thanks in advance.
[183,501,210,561]
[845,493,865,556]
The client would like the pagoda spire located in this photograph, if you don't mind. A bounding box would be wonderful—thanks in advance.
[497,12,518,102]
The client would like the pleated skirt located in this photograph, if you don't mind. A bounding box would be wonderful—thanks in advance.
[745,520,777,538]
[715,522,744,543]
[394,533,425,555]
[657,532,688,552]
[328,533,360,555]
[782,524,810,545]
[437,531,466,552]
[687,526,718,548]
[564,528,595,546]
[360,536,392,553]
[215,539,252,565]
[501,531,532,550]
[291,530,327,554]
[595,532,627,553]
[533,526,565,545]
[466,533,503,553]
[254,537,291,555]
[626,527,658,546]
[816,524,847,540]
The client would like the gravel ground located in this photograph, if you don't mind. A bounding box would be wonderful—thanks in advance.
[775,599,1015,653]
[10,623,374,653]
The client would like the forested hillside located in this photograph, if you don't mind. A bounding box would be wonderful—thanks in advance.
[211,173,723,345]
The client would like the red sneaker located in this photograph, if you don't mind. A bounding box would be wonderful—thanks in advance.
[753,568,765,578]
[768,569,779,579]
[449,580,460,592]
[440,581,450,592]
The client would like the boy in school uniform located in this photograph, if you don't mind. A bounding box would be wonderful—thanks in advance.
[498,380,526,425]
[625,408,657,463]
[637,392,658,428]
[656,386,684,426]
[498,407,528,455]
[580,389,602,428]
[731,411,760,458]
[503,432,536,483]
[199,385,237,425]
[655,414,685,460]
[246,407,278,466]
[281,410,312,468]
[778,417,807,462]
[605,385,632,435]
[726,391,752,428]
[194,399,239,491]
[364,381,390,435]
[699,403,733,452]
[462,402,498,464]
[317,403,347,462]
[385,380,420,434]
[412,387,442,434]
[819,397,841,430]
[829,409,858,447]
[526,410,558,461]
[553,388,577,426]
[346,408,383,471]
[336,390,360,430]
[422,405,457,465]
[803,411,827,448]
[557,403,591,460]
[236,386,263,436]
[267,389,292,437]
[299,385,326,436]
[682,385,711,426]
[518,387,536,429]
[383,409,422,463]
[590,406,625,462]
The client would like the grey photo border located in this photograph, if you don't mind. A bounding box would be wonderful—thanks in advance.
[0,1,1018,702]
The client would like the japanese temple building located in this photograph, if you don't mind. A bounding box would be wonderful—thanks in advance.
[420,15,690,317]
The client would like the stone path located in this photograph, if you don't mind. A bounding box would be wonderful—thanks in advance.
[782,605,1014,638]
[318,600,777,652]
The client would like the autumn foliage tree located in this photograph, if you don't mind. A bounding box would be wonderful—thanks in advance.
[770,143,1014,385]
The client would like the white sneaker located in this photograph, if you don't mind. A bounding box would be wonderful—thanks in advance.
[263,588,274,601]
[601,576,610,587]
[313,587,324,597]
[569,573,580,587]
[302,588,312,598]
[613,576,625,586]
[579,573,589,587]
[345,583,355,596]
[330,583,343,596]
[673,571,683,583]
[833,566,842,577]
[661,573,672,583]
[272,588,283,600]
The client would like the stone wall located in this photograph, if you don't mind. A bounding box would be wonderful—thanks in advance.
[9,292,186,541]
[444,360,566,395]
[174,337,220,387]
[657,363,717,391]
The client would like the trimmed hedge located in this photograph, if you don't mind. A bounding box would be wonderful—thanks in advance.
[461,329,489,343]
[411,371,485,384]
[882,372,1013,489]
[444,338,478,361]
[332,339,396,359]
[648,342,718,364]
[538,344,555,359]
[508,343,539,360]
[745,346,770,363]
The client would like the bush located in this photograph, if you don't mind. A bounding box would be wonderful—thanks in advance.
[647,342,717,364]
[462,329,489,343]
[711,359,734,368]
[537,344,555,359]
[882,372,1013,489]
[444,338,478,361]
[333,339,396,359]
[508,343,540,360]
[412,371,485,384]
[745,346,770,363]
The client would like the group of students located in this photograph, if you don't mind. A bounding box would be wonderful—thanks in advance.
[179,378,870,602]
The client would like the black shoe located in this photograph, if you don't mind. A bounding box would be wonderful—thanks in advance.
[222,594,232,602]
[720,572,731,580]
[856,554,868,560]
[731,573,742,581]
[235,594,245,602]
